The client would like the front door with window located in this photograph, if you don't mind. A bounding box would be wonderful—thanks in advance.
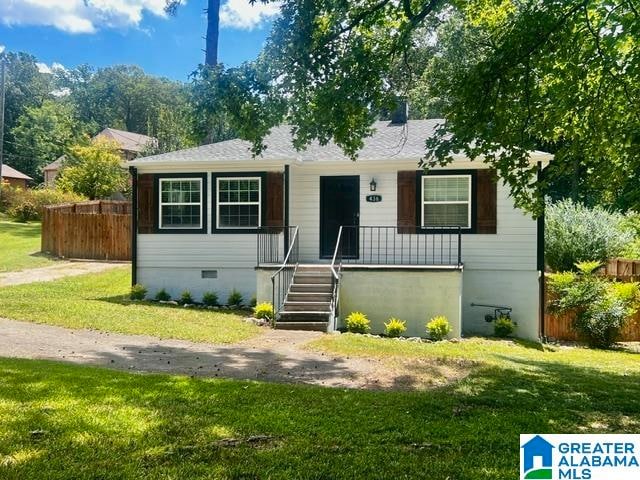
[320,176,359,258]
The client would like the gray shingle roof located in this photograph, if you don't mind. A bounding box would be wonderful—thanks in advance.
[132,120,444,164]
[97,128,156,153]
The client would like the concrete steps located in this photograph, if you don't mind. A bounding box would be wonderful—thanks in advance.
[275,265,334,332]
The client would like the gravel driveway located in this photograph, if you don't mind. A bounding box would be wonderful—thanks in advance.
[0,261,126,287]
[0,318,419,390]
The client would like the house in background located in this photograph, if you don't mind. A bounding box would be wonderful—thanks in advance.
[44,127,156,186]
[128,113,551,340]
[1,164,32,189]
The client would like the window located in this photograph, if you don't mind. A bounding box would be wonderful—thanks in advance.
[422,175,471,228]
[159,178,203,229]
[217,177,261,229]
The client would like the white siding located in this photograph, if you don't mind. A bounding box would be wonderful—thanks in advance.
[289,164,538,271]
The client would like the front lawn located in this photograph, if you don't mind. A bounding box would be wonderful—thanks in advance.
[0,217,54,273]
[308,333,640,373]
[0,268,260,344]
[1,340,639,479]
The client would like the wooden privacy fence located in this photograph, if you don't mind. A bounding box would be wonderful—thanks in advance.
[41,201,131,261]
[544,258,640,342]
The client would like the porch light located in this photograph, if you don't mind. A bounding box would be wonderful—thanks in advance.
[369,178,377,192]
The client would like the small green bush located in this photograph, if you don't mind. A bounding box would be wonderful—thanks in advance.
[384,317,407,337]
[494,316,516,338]
[345,311,370,334]
[155,289,171,302]
[129,284,147,301]
[8,201,39,222]
[180,290,194,305]
[548,262,640,348]
[254,302,274,320]
[202,291,219,307]
[426,316,451,341]
[545,200,632,272]
[227,289,243,307]
[249,295,257,308]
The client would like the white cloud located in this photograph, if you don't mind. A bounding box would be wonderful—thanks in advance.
[220,0,280,30]
[0,45,5,54]
[0,0,169,34]
[36,61,66,74]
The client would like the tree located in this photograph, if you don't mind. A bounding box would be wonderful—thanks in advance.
[56,139,128,200]
[220,0,639,215]
[57,65,190,136]
[10,99,83,181]
[1,51,52,168]
[144,105,197,155]
[166,0,220,66]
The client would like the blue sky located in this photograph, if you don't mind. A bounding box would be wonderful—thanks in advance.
[0,1,278,81]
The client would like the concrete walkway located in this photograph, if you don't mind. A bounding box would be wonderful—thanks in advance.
[0,318,455,390]
[0,261,126,287]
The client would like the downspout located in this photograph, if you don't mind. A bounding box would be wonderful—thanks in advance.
[129,166,138,286]
[537,161,546,341]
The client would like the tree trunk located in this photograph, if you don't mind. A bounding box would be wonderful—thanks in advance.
[205,0,220,66]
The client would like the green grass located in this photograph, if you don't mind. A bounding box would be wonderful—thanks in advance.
[308,333,640,374]
[1,340,640,479]
[0,218,54,272]
[0,268,260,344]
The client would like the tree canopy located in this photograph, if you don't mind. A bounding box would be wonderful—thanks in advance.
[218,0,640,215]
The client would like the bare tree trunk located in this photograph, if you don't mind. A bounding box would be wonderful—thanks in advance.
[205,0,221,66]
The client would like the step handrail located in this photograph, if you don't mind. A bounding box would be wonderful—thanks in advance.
[271,226,300,319]
[329,226,344,330]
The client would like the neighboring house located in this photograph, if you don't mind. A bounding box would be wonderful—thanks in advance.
[1,164,32,189]
[44,127,156,186]
[128,114,552,340]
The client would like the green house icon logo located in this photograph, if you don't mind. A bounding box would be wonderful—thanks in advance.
[521,435,554,479]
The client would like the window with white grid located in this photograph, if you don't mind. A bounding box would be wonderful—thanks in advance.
[159,178,203,229]
[422,175,472,228]
[217,177,261,229]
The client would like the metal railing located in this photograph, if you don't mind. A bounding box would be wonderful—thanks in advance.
[329,226,344,329]
[271,226,300,317]
[257,226,297,266]
[335,226,462,266]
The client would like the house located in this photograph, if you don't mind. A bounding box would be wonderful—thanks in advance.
[128,115,551,340]
[44,127,156,186]
[1,164,32,189]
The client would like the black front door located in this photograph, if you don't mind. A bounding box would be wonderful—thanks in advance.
[320,176,359,258]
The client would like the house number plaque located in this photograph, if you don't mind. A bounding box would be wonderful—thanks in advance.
[366,195,382,203]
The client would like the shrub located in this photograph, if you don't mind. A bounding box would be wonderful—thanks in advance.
[155,289,171,302]
[494,316,516,338]
[249,295,257,308]
[545,200,632,272]
[345,311,370,334]
[130,284,147,301]
[0,185,86,219]
[254,302,274,320]
[426,316,451,341]
[202,291,219,307]
[384,317,407,337]
[180,290,194,305]
[8,201,39,222]
[227,289,243,307]
[548,262,640,348]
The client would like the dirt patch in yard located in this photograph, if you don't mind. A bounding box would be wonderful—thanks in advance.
[0,318,470,391]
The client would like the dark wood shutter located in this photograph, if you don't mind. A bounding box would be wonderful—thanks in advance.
[265,171,284,230]
[397,171,417,234]
[476,169,497,234]
[137,174,154,234]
